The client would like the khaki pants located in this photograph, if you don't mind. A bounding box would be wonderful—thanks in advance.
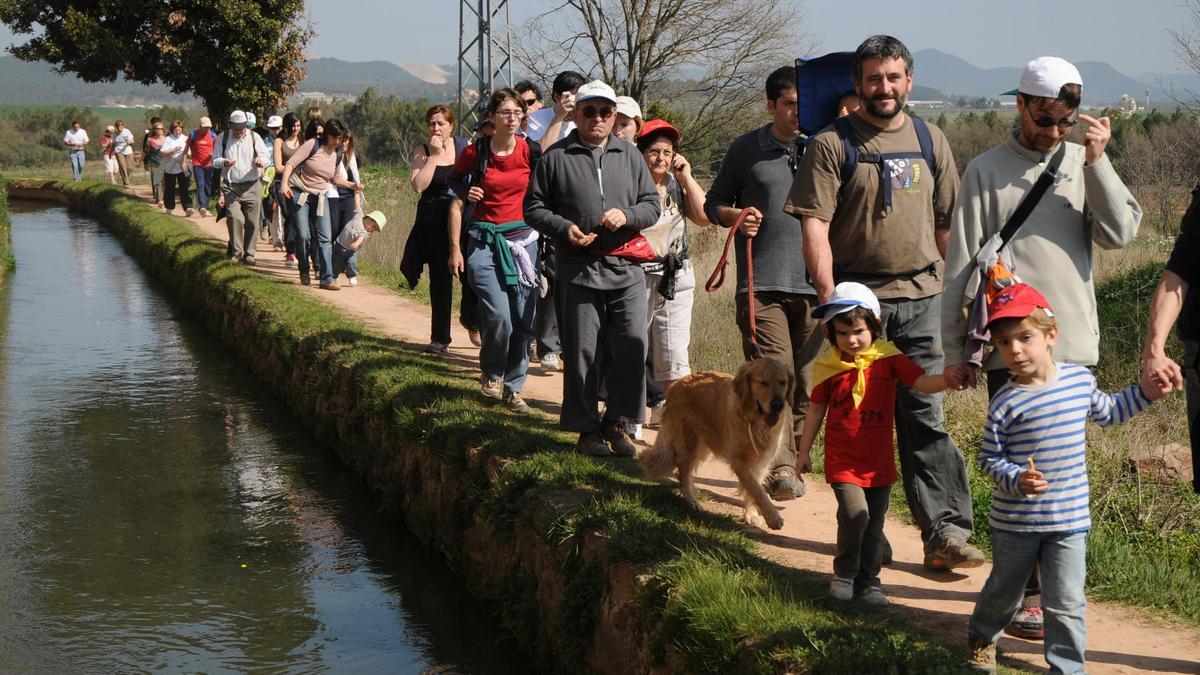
[224,180,262,259]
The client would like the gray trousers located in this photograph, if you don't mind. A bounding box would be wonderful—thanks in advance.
[559,280,647,433]
[224,180,262,259]
[880,293,973,551]
[832,482,891,587]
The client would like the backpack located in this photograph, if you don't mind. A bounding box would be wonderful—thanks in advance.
[833,114,938,214]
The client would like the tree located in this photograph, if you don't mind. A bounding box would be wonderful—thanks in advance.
[0,1,312,123]
[516,0,812,168]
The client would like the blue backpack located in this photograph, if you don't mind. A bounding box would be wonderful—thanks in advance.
[832,114,938,213]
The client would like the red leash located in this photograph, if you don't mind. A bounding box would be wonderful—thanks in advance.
[705,208,761,359]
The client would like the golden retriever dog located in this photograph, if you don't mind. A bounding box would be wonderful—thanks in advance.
[641,357,794,530]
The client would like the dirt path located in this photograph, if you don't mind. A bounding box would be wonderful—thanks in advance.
[141,187,1199,674]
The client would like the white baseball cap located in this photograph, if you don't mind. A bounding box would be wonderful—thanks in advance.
[246,112,257,127]
[575,80,617,105]
[1004,56,1082,98]
[811,282,881,323]
[228,110,248,129]
[266,115,283,129]
[615,96,642,119]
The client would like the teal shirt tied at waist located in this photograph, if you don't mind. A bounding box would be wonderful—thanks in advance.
[471,220,527,287]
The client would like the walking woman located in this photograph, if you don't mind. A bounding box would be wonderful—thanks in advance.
[280,118,346,290]
[161,120,193,216]
[448,89,539,412]
[112,120,134,187]
[273,112,303,265]
[100,126,118,184]
[145,121,166,208]
[401,104,463,354]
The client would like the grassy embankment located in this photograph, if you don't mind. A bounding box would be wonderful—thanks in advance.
[11,176,984,673]
[357,163,1200,629]
[0,175,12,278]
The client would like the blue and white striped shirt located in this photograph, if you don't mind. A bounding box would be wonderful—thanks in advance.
[981,363,1151,534]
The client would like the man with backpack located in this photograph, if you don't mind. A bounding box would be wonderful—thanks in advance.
[702,65,819,502]
[186,116,217,217]
[941,56,1141,638]
[213,110,271,265]
[786,35,984,571]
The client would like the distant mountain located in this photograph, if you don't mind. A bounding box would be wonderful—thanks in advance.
[0,56,194,106]
[299,57,452,97]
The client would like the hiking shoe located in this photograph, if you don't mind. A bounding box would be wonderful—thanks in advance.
[243,255,256,267]
[859,586,889,606]
[600,421,638,457]
[480,376,503,400]
[576,431,612,457]
[647,400,666,427]
[829,576,854,601]
[924,538,986,571]
[503,391,530,413]
[285,254,297,268]
[1004,606,1045,640]
[881,535,894,565]
[967,632,997,673]
[229,253,242,263]
[199,208,210,218]
[766,465,806,501]
[319,281,340,291]
[469,329,483,347]
[540,352,561,371]
[185,208,195,217]
[300,271,311,286]
[348,276,358,287]
[423,342,448,355]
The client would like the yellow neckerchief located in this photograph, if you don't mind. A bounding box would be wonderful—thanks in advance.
[812,340,902,408]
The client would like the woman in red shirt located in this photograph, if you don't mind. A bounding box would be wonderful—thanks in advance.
[447,89,539,413]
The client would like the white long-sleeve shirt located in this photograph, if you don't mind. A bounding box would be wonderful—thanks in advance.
[213,130,270,184]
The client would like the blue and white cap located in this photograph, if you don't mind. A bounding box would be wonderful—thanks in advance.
[811,282,881,323]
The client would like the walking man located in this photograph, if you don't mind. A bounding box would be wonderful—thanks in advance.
[187,116,218,217]
[787,35,984,570]
[525,80,660,456]
[526,70,585,148]
[703,65,819,501]
[214,110,270,265]
[63,120,89,181]
[943,57,1141,636]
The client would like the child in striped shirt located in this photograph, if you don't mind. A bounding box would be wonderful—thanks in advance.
[967,283,1164,673]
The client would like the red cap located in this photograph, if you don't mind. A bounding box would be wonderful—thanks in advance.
[637,118,680,143]
[986,283,1054,326]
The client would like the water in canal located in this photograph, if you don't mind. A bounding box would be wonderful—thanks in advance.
[0,203,530,672]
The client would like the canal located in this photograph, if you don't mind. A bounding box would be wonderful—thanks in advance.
[0,203,529,672]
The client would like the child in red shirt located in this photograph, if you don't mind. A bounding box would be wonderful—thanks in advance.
[797,282,950,606]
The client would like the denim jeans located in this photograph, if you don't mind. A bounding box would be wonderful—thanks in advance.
[291,193,333,283]
[193,165,215,211]
[970,529,1088,674]
[467,235,538,393]
[332,242,358,279]
[69,149,85,181]
[879,293,974,551]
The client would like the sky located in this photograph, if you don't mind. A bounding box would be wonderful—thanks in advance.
[0,1,1192,76]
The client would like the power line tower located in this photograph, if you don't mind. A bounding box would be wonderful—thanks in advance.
[457,0,514,134]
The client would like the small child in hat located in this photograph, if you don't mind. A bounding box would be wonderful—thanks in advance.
[966,283,1166,673]
[330,210,386,288]
[797,282,954,607]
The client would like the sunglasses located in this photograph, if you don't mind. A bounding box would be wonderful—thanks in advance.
[523,97,538,106]
[1024,105,1076,129]
[581,105,614,119]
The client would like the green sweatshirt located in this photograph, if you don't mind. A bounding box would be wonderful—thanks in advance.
[942,133,1142,369]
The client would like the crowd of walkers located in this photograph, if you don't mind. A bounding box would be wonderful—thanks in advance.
[59,32,1200,673]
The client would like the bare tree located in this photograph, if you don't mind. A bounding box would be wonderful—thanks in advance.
[516,0,813,164]
[1169,0,1200,110]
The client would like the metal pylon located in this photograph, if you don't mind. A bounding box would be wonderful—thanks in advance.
[458,0,513,135]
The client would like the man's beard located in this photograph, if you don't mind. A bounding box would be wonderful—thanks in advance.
[865,94,906,120]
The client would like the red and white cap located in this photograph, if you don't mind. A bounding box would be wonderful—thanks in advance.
[986,283,1055,326]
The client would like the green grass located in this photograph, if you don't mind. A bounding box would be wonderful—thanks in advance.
[9,176,989,673]
[0,174,12,277]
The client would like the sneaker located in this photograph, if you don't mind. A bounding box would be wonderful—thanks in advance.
[423,342,448,355]
[765,465,806,501]
[199,208,210,218]
[285,254,297,268]
[966,632,997,673]
[347,277,357,287]
[859,586,889,606]
[600,421,638,457]
[229,253,242,263]
[924,538,986,571]
[319,281,340,291]
[243,255,256,266]
[1004,606,1045,640]
[185,208,195,217]
[829,576,854,601]
[503,391,530,413]
[540,352,561,371]
[300,271,311,286]
[647,400,666,427]
[576,431,612,457]
[480,376,503,400]
[469,329,483,347]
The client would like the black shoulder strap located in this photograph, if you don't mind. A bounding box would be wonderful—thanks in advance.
[911,116,937,181]
[833,116,861,185]
[474,138,490,184]
[998,141,1067,248]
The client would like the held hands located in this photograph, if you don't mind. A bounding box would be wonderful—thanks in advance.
[599,208,627,231]
[466,186,484,203]
[1078,114,1112,165]
[1140,355,1182,401]
[943,362,979,391]
[737,207,762,237]
[567,224,597,248]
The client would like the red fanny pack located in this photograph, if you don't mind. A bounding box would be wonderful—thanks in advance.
[592,234,656,262]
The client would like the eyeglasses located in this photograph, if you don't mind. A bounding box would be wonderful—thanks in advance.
[1024,105,1076,129]
[523,97,538,106]
[494,110,523,119]
[581,105,614,119]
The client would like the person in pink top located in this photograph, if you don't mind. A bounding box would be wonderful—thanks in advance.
[280,118,347,290]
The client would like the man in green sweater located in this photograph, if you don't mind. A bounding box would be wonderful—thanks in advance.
[941,56,1142,640]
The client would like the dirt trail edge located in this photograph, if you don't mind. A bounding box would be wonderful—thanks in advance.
[150,188,1199,674]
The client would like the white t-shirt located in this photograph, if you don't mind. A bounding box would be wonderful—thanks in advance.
[64,128,89,149]
[160,133,188,174]
[525,108,575,144]
[113,129,134,155]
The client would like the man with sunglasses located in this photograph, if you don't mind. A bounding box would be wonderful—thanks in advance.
[526,79,660,457]
[515,80,543,136]
[941,56,1141,640]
